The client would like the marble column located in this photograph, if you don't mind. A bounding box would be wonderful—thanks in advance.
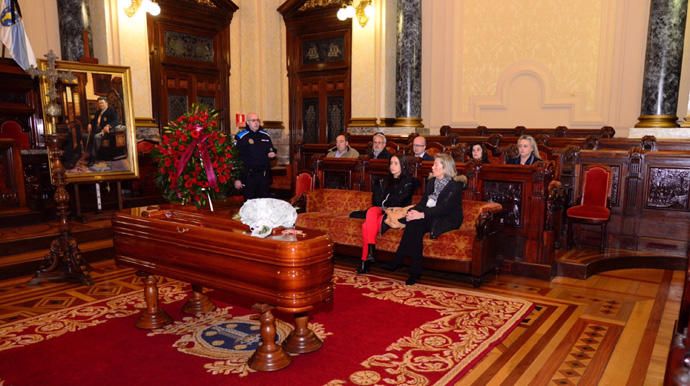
[394,0,422,128]
[56,0,93,61]
[635,0,688,128]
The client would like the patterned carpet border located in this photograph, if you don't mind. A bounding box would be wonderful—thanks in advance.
[0,269,533,385]
[0,278,189,353]
[327,271,534,385]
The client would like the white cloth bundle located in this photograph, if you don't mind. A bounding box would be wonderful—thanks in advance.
[238,198,298,238]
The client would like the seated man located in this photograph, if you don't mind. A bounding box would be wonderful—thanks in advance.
[412,135,434,161]
[326,133,360,158]
[85,97,119,165]
[369,132,392,160]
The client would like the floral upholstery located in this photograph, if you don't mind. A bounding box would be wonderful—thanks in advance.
[305,189,371,215]
[298,189,503,269]
[295,212,333,232]
[328,216,364,245]
[460,200,503,232]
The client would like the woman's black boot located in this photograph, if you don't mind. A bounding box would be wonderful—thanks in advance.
[356,260,370,274]
[366,244,376,262]
[405,274,420,285]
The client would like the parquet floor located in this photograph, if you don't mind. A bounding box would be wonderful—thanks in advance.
[0,257,681,385]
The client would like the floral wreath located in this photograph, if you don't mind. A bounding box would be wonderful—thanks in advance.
[153,104,242,208]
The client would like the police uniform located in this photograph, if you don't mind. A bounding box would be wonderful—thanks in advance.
[235,127,275,199]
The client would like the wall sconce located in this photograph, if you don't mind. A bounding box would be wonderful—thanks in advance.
[124,0,161,18]
[337,0,374,27]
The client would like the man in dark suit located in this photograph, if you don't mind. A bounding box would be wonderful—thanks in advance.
[85,97,119,165]
[370,132,392,159]
[412,135,434,161]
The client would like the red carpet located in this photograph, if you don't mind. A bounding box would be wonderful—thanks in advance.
[0,269,532,385]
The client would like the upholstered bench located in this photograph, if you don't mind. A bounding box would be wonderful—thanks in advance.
[296,189,503,286]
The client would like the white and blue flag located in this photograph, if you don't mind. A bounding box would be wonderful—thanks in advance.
[0,0,36,71]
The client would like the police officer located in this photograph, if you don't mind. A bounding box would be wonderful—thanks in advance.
[234,112,277,200]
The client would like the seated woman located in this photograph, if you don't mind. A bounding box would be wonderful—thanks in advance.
[355,155,417,274]
[470,142,490,163]
[506,135,541,165]
[385,153,466,285]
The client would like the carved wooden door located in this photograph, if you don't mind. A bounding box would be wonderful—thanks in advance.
[298,74,347,144]
[279,1,352,163]
[159,70,222,124]
[148,0,236,130]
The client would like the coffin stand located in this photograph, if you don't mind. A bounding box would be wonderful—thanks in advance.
[112,205,334,371]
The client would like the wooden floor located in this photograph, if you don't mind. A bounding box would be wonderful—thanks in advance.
[0,255,680,385]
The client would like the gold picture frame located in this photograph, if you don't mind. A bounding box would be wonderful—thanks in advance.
[37,60,139,183]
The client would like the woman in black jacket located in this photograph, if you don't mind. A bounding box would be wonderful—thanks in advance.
[355,155,417,274]
[506,135,541,165]
[385,153,466,285]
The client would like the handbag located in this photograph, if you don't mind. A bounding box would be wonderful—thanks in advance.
[384,205,414,229]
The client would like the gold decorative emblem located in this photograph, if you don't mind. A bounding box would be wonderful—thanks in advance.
[248,139,254,145]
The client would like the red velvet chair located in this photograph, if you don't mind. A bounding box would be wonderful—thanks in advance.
[0,120,30,150]
[290,171,314,210]
[567,165,612,251]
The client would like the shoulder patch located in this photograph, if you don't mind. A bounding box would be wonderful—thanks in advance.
[235,129,249,140]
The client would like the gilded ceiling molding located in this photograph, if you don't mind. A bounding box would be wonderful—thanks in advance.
[194,0,217,8]
[299,0,341,11]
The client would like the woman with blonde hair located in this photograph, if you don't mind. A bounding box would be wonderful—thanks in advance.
[507,135,541,165]
[384,153,466,285]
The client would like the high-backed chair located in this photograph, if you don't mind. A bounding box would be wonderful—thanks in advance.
[425,142,445,158]
[290,171,314,210]
[566,165,612,251]
[0,120,29,150]
[385,142,400,156]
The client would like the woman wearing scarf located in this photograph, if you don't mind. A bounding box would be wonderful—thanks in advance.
[385,153,466,285]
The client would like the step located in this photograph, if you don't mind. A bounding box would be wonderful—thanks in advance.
[0,239,114,280]
[0,218,113,256]
[0,208,48,228]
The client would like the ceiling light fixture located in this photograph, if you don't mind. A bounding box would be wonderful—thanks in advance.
[337,0,373,27]
[124,0,161,18]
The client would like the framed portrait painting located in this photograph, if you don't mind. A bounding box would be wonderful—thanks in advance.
[37,60,139,183]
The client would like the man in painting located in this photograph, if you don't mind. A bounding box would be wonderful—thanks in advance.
[85,96,119,166]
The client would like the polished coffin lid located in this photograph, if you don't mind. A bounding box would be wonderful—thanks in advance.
[112,205,334,313]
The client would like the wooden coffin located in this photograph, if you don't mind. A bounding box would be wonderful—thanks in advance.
[112,205,334,314]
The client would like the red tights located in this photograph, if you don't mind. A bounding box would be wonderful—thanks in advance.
[361,206,384,261]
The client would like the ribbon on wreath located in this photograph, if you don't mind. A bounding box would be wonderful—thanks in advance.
[174,125,218,188]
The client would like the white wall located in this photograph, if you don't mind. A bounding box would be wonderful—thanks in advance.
[20,1,690,138]
[21,0,61,61]
[419,0,653,136]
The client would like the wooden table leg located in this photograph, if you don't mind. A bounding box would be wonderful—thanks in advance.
[182,284,216,315]
[248,304,291,371]
[135,272,173,329]
[283,312,323,354]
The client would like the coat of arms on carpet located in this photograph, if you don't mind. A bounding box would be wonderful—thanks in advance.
[144,269,534,384]
[0,268,533,385]
[147,307,331,377]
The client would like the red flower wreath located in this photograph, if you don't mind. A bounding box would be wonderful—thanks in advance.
[153,104,241,208]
